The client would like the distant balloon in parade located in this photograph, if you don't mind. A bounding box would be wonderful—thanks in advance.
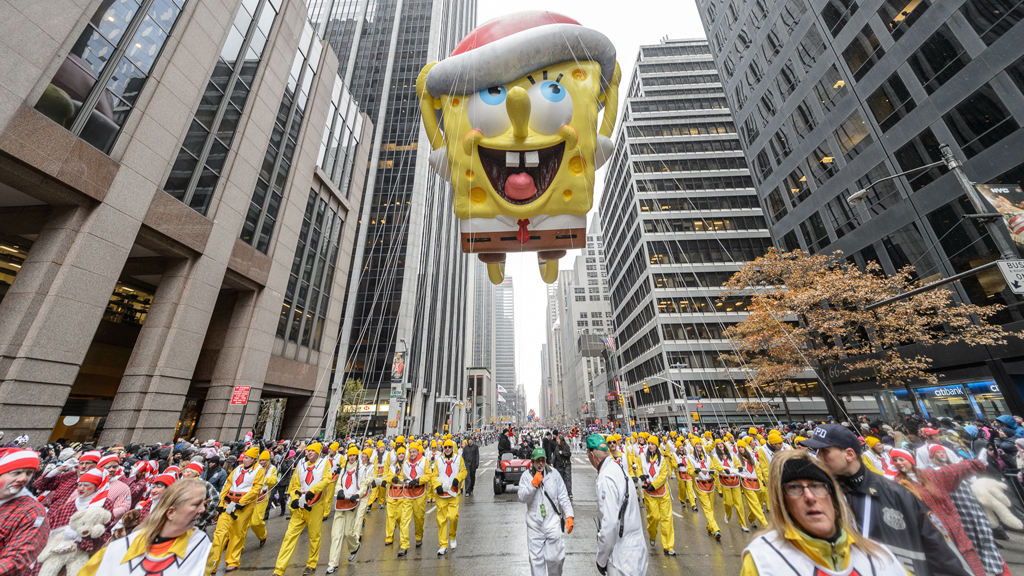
[416,11,621,284]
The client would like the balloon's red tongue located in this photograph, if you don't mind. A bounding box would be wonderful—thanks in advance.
[504,172,536,200]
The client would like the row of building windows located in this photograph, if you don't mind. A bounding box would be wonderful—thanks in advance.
[643,215,767,234]
[638,194,761,212]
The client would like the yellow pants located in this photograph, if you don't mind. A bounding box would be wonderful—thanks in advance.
[760,485,771,512]
[676,478,695,507]
[273,501,326,574]
[697,490,719,534]
[366,484,385,510]
[327,507,361,567]
[249,498,270,541]
[385,496,401,544]
[743,487,767,527]
[722,485,745,522]
[642,493,675,552]
[205,501,255,575]
[435,495,460,548]
[399,495,426,550]
[323,482,336,519]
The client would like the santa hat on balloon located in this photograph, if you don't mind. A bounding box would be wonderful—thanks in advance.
[424,11,616,100]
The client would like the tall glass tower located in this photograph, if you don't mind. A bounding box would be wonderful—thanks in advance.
[310,0,478,434]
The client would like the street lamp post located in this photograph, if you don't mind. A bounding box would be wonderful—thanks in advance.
[848,144,1018,309]
[645,371,692,434]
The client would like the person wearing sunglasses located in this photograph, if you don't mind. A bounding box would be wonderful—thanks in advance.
[741,450,905,576]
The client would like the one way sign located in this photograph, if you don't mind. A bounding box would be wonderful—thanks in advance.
[997,260,1024,294]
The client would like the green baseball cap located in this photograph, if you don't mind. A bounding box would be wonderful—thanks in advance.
[531,447,547,460]
[586,434,608,451]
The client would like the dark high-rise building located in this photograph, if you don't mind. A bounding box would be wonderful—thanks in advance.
[310,0,477,434]
[699,0,1024,417]
[600,39,851,429]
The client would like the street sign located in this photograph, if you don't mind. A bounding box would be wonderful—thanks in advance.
[389,389,402,399]
[695,402,704,408]
[230,385,251,405]
[997,260,1024,294]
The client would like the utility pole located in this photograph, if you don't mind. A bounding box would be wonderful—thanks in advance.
[941,144,1017,260]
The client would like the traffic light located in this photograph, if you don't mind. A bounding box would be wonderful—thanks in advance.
[643,381,650,394]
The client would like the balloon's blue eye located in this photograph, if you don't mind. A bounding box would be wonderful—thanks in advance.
[480,86,507,106]
[540,81,566,103]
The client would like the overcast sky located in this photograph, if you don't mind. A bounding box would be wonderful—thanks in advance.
[473,0,708,415]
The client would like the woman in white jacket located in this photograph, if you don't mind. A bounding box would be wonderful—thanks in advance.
[518,446,574,576]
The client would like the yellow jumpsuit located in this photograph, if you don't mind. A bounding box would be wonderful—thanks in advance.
[272,457,332,575]
[248,463,278,542]
[737,452,767,527]
[431,454,468,549]
[327,463,371,568]
[384,458,404,545]
[322,453,340,518]
[366,451,388,510]
[675,447,695,508]
[639,450,674,552]
[757,445,774,513]
[688,453,719,535]
[399,455,432,550]
[713,453,745,523]
[206,464,265,575]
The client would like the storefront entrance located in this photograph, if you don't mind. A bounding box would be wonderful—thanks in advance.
[880,380,1010,421]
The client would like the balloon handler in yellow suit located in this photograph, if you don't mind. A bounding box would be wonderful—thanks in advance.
[431,438,468,556]
[637,437,675,556]
[326,445,372,573]
[205,446,265,575]
[272,442,331,576]
[396,442,433,557]
[248,449,278,547]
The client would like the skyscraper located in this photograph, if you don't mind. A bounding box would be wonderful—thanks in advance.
[544,282,566,421]
[600,39,847,430]
[494,276,516,421]
[698,0,1024,417]
[555,217,614,421]
[311,0,478,434]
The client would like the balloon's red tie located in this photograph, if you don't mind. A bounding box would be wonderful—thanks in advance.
[517,219,530,244]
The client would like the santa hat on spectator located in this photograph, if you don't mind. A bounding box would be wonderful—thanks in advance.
[79,451,102,464]
[97,454,119,468]
[164,465,180,478]
[130,460,152,478]
[151,473,176,488]
[928,444,947,459]
[0,448,39,475]
[185,462,204,475]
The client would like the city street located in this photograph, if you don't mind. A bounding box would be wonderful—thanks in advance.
[216,442,1024,575]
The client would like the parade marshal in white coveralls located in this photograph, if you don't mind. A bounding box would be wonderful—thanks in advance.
[518,446,574,576]
[588,434,649,576]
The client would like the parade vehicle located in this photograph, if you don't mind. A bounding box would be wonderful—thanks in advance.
[494,450,531,494]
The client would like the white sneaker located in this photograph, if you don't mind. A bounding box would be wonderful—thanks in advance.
[450,538,457,549]
[437,547,447,556]
[741,525,750,533]
[723,516,729,524]
[650,539,655,547]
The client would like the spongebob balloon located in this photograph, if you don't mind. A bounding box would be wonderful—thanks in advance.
[416,11,620,284]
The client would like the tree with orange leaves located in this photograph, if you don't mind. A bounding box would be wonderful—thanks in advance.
[722,248,1014,418]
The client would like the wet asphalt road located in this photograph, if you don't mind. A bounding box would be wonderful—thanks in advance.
[215,442,1024,575]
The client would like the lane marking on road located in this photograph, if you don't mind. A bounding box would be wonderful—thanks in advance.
[427,506,436,515]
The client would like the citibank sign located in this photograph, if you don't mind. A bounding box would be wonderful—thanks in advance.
[932,387,964,397]
[892,381,1001,401]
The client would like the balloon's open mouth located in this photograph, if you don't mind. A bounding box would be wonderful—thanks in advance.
[478,143,565,205]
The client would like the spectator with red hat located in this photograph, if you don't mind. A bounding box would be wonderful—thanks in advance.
[32,449,100,510]
[182,460,220,531]
[889,450,1002,576]
[137,473,176,522]
[0,448,48,576]
[126,460,152,508]
[98,453,132,521]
